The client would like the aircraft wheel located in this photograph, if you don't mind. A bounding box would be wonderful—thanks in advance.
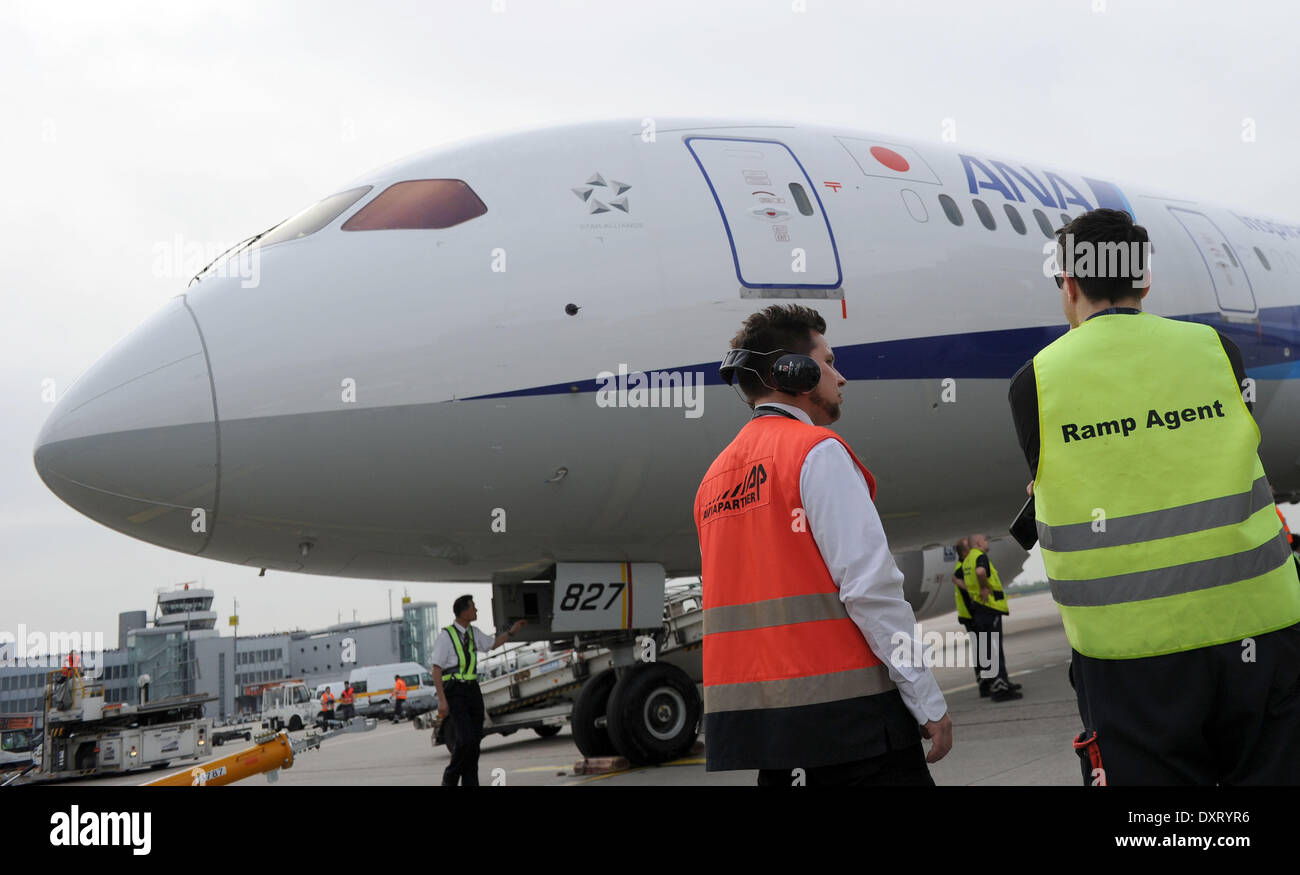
[533,725,561,738]
[572,669,619,758]
[606,663,700,766]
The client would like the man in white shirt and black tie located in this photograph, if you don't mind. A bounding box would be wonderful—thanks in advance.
[430,595,525,786]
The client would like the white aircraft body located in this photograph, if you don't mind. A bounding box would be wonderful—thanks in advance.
[33,119,1300,620]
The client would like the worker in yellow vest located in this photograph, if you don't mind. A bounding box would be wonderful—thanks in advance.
[961,535,1022,701]
[1009,208,1300,785]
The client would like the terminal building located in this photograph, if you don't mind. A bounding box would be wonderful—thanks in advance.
[0,584,438,723]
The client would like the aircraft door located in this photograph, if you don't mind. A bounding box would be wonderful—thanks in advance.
[685,136,842,290]
[1168,207,1257,318]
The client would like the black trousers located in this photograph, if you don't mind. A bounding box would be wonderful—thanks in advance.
[392,699,405,721]
[1070,622,1300,785]
[441,682,485,787]
[969,607,1009,684]
[957,617,981,684]
[757,743,934,787]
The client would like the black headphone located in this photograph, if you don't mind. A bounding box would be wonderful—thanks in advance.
[719,348,822,396]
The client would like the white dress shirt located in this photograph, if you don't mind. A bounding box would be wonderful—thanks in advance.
[758,402,948,725]
[429,621,496,672]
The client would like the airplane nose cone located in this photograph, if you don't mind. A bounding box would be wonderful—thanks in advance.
[34,297,219,554]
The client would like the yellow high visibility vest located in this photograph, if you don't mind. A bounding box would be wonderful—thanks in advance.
[953,560,972,619]
[962,549,1008,614]
[1032,311,1300,658]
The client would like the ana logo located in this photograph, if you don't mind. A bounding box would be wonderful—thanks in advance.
[572,172,631,214]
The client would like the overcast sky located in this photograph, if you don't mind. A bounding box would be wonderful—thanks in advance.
[3,0,1298,649]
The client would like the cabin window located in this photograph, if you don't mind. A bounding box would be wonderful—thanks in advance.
[938,194,963,226]
[342,179,488,231]
[788,182,815,216]
[1003,204,1027,235]
[972,199,996,231]
[1033,209,1054,238]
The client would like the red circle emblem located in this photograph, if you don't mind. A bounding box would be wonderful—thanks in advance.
[870,146,910,173]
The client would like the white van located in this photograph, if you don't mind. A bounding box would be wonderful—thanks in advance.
[347,662,436,718]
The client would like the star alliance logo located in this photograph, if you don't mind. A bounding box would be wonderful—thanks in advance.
[572,172,631,214]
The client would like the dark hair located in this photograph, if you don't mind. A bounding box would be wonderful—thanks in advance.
[1055,208,1150,303]
[453,594,474,617]
[729,304,827,400]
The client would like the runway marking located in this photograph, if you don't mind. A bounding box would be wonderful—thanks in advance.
[512,765,573,773]
[940,666,1043,695]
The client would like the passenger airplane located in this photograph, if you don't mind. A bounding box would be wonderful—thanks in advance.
[32,118,1300,621]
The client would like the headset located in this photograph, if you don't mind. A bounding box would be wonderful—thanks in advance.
[719,348,822,396]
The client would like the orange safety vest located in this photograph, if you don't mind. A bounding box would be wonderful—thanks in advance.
[321,690,334,711]
[341,686,354,705]
[393,678,407,700]
[62,653,80,677]
[1278,506,1293,546]
[694,413,899,771]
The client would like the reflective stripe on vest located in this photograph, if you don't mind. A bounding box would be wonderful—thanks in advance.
[962,549,1008,614]
[1032,312,1300,658]
[695,415,897,770]
[445,625,478,682]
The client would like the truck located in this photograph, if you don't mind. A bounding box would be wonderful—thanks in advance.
[260,679,318,732]
[0,716,38,771]
[416,569,704,765]
[7,670,212,783]
[347,662,438,718]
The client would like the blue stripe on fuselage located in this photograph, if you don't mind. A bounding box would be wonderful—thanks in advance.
[466,306,1300,400]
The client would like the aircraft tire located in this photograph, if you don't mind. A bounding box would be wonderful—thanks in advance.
[606,662,700,766]
[572,669,619,758]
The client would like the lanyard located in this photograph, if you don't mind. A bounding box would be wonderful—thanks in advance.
[751,405,799,421]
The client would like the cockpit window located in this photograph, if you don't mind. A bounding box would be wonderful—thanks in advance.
[257,186,374,249]
[341,179,487,231]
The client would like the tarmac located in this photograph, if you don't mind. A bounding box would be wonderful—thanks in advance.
[76,592,1083,787]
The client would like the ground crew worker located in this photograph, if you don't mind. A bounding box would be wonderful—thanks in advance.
[951,538,981,690]
[1009,208,1300,784]
[319,688,334,726]
[61,650,80,678]
[962,534,1022,701]
[431,595,526,786]
[391,675,407,723]
[339,683,355,721]
[698,304,951,786]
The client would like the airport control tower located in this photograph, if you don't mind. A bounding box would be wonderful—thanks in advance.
[125,583,216,703]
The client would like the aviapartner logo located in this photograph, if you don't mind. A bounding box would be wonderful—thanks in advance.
[699,461,769,523]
